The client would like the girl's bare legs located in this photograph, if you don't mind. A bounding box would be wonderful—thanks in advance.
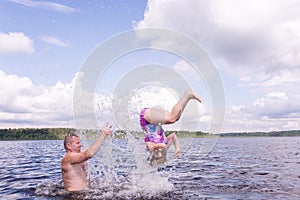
[147,133,180,167]
[167,133,180,157]
[145,142,166,152]
[144,90,201,125]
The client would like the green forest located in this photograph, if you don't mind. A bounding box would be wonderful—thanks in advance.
[217,130,300,137]
[0,128,75,140]
[0,128,300,140]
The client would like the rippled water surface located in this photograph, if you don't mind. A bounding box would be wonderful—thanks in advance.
[1,137,300,199]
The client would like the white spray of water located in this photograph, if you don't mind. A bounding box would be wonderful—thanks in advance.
[74,85,175,197]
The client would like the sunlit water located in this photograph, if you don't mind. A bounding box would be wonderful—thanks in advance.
[0,137,300,200]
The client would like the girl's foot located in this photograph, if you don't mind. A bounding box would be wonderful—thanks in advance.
[185,90,202,103]
[174,149,181,158]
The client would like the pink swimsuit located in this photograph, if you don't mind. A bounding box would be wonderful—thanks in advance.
[140,108,167,144]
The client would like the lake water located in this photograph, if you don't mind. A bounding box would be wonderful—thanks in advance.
[0,137,300,200]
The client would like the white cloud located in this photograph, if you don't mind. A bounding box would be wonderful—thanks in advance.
[173,60,200,80]
[9,0,78,13]
[223,93,300,132]
[282,19,300,38]
[0,70,135,129]
[0,32,34,54]
[253,92,300,118]
[41,36,69,47]
[5,68,298,132]
[279,51,300,68]
[0,70,74,128]
[136,0,300,79]
[135,0,300,132]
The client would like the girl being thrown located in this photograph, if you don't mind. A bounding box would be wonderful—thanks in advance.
[140,90,202,165]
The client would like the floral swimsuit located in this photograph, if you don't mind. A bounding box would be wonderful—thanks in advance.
[140,108,167,144]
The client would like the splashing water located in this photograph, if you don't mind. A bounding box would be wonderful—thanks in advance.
[35,85,183,199]
[35,129,173,199]
[92,85,181,196]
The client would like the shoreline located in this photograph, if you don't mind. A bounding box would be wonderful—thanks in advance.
[1,128,300,140]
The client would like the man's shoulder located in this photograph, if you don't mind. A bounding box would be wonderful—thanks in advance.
[62,152,76,163]
[62,151,89,165]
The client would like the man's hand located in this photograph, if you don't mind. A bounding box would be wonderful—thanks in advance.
[102,125,112,137]
[85,124,113,158]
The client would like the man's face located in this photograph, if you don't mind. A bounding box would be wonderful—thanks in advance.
[70,136,82,153]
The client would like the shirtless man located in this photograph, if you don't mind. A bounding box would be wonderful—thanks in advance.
[61,127,111,191]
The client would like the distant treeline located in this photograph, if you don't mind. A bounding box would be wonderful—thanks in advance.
[165,130,210,138]
[0,128,131,141]
[218,130,300,137]
[0,128,75,140]
[0,128,300,140]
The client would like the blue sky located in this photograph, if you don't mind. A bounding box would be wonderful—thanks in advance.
[0,0,147,85]
[0,0,300,132]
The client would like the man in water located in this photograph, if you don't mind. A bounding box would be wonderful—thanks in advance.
[61,126,111,191]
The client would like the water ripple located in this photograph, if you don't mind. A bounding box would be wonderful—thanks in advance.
[1,137,300,199]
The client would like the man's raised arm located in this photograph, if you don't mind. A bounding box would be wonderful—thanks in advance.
[84,126,112,158]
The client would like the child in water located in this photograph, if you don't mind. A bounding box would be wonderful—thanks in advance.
[140,90,202,165]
